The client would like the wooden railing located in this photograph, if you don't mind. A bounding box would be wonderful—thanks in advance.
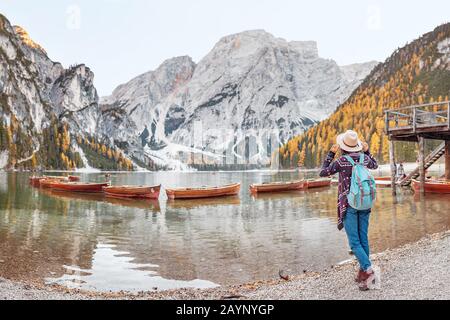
[385,101,450,134]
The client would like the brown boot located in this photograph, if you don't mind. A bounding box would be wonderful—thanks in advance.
[354,270,365,283]
[358,269,375,291]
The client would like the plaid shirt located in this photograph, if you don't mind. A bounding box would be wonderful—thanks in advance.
[319,150,378,230]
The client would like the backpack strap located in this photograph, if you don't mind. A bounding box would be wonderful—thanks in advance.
[344,155,356,166]
[345,153,365,166]
[359,153,365,165]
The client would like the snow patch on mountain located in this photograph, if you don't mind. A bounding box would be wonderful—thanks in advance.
[72,143,97,172]
[143,145,193,172]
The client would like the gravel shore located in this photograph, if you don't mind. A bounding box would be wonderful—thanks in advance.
[1,231,449,300]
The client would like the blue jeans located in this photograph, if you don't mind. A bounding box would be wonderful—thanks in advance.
[343,207,372,271]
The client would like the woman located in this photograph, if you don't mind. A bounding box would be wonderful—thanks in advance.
[319,130,378,291]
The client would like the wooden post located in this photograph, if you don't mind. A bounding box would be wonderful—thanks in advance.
[389,138,397,196]
[445,141,450,180]
[385,112,389,134]
[447,102,450,129]
[418,136,425,195]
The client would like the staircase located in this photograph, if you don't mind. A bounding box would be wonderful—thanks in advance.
[399,142,446,186]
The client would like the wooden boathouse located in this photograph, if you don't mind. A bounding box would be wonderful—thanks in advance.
[385,101,450,194]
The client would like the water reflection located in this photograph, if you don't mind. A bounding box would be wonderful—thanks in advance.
[167,196,240,210]
[0,171,449,292]
[47,244,218,292]
[46,189,161,212]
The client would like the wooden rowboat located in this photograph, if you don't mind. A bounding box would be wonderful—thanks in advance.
[39,178,69,188]
[411,179,450,194]
[103,185,161,199]
[166,183,240,200]
[30,176,70,187]
[250,180,306,194]
[306,178,332,189]
[50,181,110,193]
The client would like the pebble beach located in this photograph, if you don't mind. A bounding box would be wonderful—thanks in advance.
[1,230,449,300]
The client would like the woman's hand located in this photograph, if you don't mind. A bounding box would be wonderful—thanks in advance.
[362,142,369,152]
[330,144,340,153]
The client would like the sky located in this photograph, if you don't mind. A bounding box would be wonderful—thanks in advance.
[1,0,449,96]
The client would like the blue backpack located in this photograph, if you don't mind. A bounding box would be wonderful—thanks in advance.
[345,153,377,210]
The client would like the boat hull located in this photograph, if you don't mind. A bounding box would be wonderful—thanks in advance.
[411,179,450,194]
[250,180,306,194]
[166,183,240,200]
[104,185,161,199]
[51,182,110,193]
[306,179,332,189]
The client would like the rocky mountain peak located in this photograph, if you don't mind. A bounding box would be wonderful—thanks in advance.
[13,25,47,55]
[102,55,195,105]
[96,29,379,168]
[0,13,11,32]
[208,30,319,61]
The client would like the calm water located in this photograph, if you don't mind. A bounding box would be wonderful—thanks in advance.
[0,171,449,292]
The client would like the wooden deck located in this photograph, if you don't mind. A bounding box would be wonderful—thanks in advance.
[385,101,450,141]
[385,101,450,194]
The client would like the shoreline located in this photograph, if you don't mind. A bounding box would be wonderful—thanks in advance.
[1,161,445,174]
[1,230,449,300]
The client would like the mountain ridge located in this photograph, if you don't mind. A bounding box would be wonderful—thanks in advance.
[0,13,133,171]
[0,13,377,170]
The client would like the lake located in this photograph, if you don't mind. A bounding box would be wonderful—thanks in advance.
[0,170,449,292]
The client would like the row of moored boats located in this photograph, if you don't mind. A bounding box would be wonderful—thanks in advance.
[29,176,333,200]
[30,176,161,199]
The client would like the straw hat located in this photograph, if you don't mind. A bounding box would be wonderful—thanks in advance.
[337,130,363,152]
